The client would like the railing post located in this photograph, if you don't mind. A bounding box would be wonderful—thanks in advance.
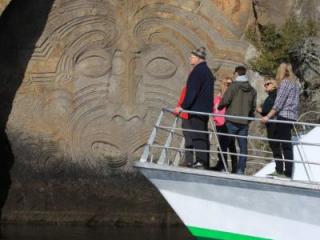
[140,110,164,162]
[293,125,311,182]
[173,135,185,166]
[158,116,178,165]
[209,119,229,173]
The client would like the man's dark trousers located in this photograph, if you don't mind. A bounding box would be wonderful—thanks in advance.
[183,115,209,168]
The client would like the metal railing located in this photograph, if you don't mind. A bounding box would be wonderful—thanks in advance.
[140,107,320,183]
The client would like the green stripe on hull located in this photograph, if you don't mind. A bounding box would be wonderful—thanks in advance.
[188,226,271,240]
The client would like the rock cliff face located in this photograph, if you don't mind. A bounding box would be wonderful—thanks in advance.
[4,0,253,172]
[0,0,254,224]
[0,0,319,224]
[252,0,295,26]
[253,0,320,116]
[291,1,320,116]
[290,37,320,114]
[252,0,320,25]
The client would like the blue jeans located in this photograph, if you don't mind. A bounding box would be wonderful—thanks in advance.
[226,122,249,174]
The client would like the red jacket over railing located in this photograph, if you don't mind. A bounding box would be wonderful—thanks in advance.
[176,86,189,120]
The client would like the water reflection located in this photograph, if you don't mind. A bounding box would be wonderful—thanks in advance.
[1,225,194,240]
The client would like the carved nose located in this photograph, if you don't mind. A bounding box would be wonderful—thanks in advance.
[111,105,146,122]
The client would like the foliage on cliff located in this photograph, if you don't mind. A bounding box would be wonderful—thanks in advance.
[246,17,318,77]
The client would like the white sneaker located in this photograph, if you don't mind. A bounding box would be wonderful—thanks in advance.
[193,162,204,168]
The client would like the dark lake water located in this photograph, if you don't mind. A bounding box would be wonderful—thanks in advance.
[1,225,195,240]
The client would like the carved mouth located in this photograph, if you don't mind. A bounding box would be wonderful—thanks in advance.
[91,141,127,168]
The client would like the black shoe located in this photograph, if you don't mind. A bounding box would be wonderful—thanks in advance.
[284,171,292,178]
[211,167,222,171]
[275,169,284,175]
[210,164,224,171]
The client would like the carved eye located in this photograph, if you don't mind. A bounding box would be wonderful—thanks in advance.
[76,52,112,78]
[146,57,177,79]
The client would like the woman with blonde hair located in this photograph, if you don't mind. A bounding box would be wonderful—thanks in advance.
[261,63,300,178]
[212,77,237,173]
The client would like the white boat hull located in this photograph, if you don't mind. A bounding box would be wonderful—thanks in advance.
[135,162,320,240]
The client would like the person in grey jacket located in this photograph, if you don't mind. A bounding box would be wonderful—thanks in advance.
[218,66,257,174]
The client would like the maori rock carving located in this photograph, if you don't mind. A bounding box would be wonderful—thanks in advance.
[9,0,253,171]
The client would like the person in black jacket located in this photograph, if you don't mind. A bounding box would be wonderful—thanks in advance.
[256,78,282,175]
[176,47,215,169]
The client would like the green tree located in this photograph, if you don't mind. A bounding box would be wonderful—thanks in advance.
[246,17,318,77]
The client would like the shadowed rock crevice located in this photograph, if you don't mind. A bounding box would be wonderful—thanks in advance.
[290,37,320,113]
[0,0,54,227]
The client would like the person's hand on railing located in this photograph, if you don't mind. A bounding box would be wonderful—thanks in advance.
[261,116,269,124]
[174,107,183,114]
[261,109,277,124]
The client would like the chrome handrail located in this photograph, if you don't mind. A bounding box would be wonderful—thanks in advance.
[140,108,320,183]
[164,107,320,127]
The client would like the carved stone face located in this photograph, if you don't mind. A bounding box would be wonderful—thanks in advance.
[10,0,252,171]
